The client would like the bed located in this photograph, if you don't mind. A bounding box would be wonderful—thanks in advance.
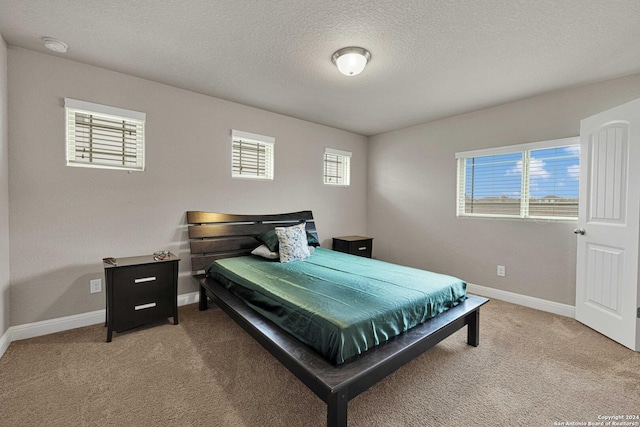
[187,210,488,427]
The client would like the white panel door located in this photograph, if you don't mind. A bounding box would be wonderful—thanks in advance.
[576,98,640,351]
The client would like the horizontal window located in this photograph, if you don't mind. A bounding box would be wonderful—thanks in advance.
[65,98,145,171]
[456,137,580,220]
[231,130,274,180]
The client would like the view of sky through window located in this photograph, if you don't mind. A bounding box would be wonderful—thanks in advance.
[464,145,580,200]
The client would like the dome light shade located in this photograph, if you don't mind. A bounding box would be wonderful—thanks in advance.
[332,47,371,76]
[43,37,68,53]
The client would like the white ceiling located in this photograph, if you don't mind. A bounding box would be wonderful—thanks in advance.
[1,0,639,136]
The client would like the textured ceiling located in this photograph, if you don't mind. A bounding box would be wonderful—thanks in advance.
[1,0,639,136]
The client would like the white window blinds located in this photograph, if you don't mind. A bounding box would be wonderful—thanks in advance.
[231,130,274,180]
[65,98,145,171]
[324,148,351,186]
[456,137,580,220]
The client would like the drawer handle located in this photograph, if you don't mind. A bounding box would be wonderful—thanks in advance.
[358,247,367,251]
[134,302,157,311]
[135,276,156,284]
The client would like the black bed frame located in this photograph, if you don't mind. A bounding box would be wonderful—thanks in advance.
[187,211,488,427]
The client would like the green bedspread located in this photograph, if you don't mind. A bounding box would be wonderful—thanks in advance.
[205,248,466,365]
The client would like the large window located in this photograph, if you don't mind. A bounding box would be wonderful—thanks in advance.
[231,130,274,180]
[65,98,145,171]
[324,148,351,186]
[456,137,580,220]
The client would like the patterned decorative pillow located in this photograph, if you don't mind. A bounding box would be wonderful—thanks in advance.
[275,222,311,263]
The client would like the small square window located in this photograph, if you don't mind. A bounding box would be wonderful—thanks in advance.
[65,98,145,171]
[231,130,274,180]
[324,148,351,186]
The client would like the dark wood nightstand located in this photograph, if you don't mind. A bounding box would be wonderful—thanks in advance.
[332,236,373,258]
[104,253,180,342]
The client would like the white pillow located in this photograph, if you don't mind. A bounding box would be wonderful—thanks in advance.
[275,222,311,263]
[251,244,279,260]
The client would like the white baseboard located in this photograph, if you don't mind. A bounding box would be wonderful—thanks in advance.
[9,308,107,342]
[0,329,10,360]
[0,291,200,360]
[177,291,200,306]
[467,283,575,318]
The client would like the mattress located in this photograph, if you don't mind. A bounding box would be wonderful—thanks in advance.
[205,248,467,364]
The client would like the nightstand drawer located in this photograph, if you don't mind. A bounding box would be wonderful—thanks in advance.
[332,236,373,258]
[112,289,174,332]
[345,240,372,258]
[112,263,174,289]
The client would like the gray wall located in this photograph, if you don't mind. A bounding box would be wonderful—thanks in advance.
[368,72,640,306]
[0,36,9,336]
[7,47,368,326]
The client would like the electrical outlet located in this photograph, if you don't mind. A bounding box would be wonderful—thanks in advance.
[497,265,506,277]
[90,279,102,293]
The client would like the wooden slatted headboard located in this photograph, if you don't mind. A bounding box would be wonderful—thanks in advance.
[186,210,317,273]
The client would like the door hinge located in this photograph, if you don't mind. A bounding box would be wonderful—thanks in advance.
[638,307,640,318]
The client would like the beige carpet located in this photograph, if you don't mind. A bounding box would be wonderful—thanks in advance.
[1,298,638,427]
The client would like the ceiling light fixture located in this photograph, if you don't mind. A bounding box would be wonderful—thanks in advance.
[43,37,68,53]
[331,47,371,76]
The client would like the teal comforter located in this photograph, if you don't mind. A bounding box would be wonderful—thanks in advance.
[205,248,466,365]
